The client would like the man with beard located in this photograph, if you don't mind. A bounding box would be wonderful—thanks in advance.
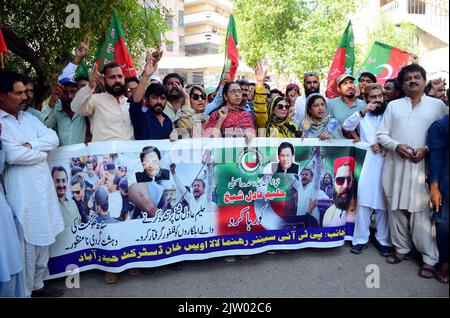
[129,51,173,140]
[328,74,366,125]
[342,83,392,256]
[71,62,134,141]
[322,157,356,227]
[0,71,64,297]
[162,72,195,130]
[293,72,326,126]
[52,166,81,228]
[376,64,448,279]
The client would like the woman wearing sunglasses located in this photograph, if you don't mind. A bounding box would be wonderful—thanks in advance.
[300,93,343,140]
[253,63,302,138]
[188,85,210,137]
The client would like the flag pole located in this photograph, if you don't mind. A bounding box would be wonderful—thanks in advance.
[0,52,4,69]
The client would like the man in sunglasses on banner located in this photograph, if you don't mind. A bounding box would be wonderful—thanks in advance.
[323,157,356,227]
[293,71,326,126]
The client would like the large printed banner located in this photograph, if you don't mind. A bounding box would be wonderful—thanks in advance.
[45,138,367,279]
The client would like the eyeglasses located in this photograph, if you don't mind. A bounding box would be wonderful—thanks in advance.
[228,89,243,95]
[192,93,206,101]
[276,104,290,110]
[126,88,135,93]
[335,176,352,186]
[304,72,319,77]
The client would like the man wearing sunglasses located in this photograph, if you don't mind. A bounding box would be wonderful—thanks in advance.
[70,174,90,223]
[323,157,356,227]
[293,71,326,126]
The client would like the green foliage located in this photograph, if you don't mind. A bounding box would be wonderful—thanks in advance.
[233,0,357,79]
[358,11,419,66]
[0,0,170,102]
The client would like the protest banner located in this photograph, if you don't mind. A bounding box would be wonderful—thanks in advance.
[46,138,367,279]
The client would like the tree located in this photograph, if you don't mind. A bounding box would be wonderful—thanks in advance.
[358,11,419,67]
[0,0,170,105]
[233,0,357,79]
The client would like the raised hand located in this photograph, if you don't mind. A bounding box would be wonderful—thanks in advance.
[255,62,267,86]
[49,77,64,107]
[143,49,158,77]
[74,36,90,64]
[89,64,104,90]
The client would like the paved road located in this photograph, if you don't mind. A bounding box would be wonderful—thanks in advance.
[49,241,448,298]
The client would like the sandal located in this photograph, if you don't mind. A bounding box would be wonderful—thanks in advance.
[104,272,118,284]
[435,270,449,284]
[419,266,436,279]
[386,253,411,264]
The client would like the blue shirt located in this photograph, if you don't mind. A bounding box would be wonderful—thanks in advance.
[128,97,173,140]
[328,96,366,125]
[428,114,449,193]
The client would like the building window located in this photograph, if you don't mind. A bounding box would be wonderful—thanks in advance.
[193,72,204,85]
[178,10,184,27]
[179,36,185,53]
[166,43,174,52]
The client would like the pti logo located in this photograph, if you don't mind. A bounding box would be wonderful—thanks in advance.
[239,149,262,173]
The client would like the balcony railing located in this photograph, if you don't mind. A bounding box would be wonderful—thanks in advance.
[382,0,449,43]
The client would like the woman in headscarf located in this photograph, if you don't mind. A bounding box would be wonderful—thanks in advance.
[300,93,343,140]
[255,95,302,138]
[253,63,302,138]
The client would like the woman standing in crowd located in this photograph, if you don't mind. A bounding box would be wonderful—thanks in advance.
[300,93,343,140]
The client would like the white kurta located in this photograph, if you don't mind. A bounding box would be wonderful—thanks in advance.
[342,111,386,210]
[0,147,24,283]
[0,110,64,246]
[376,95,448,212]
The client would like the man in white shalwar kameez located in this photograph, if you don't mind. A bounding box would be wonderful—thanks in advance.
[342,83,391,256]
[0,71,65,297]
[0,123,25,297]
[376,64,448,278]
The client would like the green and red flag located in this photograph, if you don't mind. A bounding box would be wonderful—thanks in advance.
[0,27,8,69]
[219,15,239,84]
[94,10,136,77]
[354,41,410,85]
[326,20,355,99]
[75,60,90,79]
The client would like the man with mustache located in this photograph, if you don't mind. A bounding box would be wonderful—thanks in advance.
[293,72,326,126]
[52,166,81,228]
[0,70,64,297]
[376,64,448,279]
[323,157,356,227]
[162,72,195,130]
[328,74,366,125]
[342,83,392,256]
[129,51,173,140]
[71,62,134,141]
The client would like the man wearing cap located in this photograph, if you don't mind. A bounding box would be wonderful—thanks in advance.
[293,72,326,126]
[342,83,391,256]
[93,187,118,224]
[356,72,377,100]
[376,64,448,279]
[328,74,366,125]
[322,157,356,227]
